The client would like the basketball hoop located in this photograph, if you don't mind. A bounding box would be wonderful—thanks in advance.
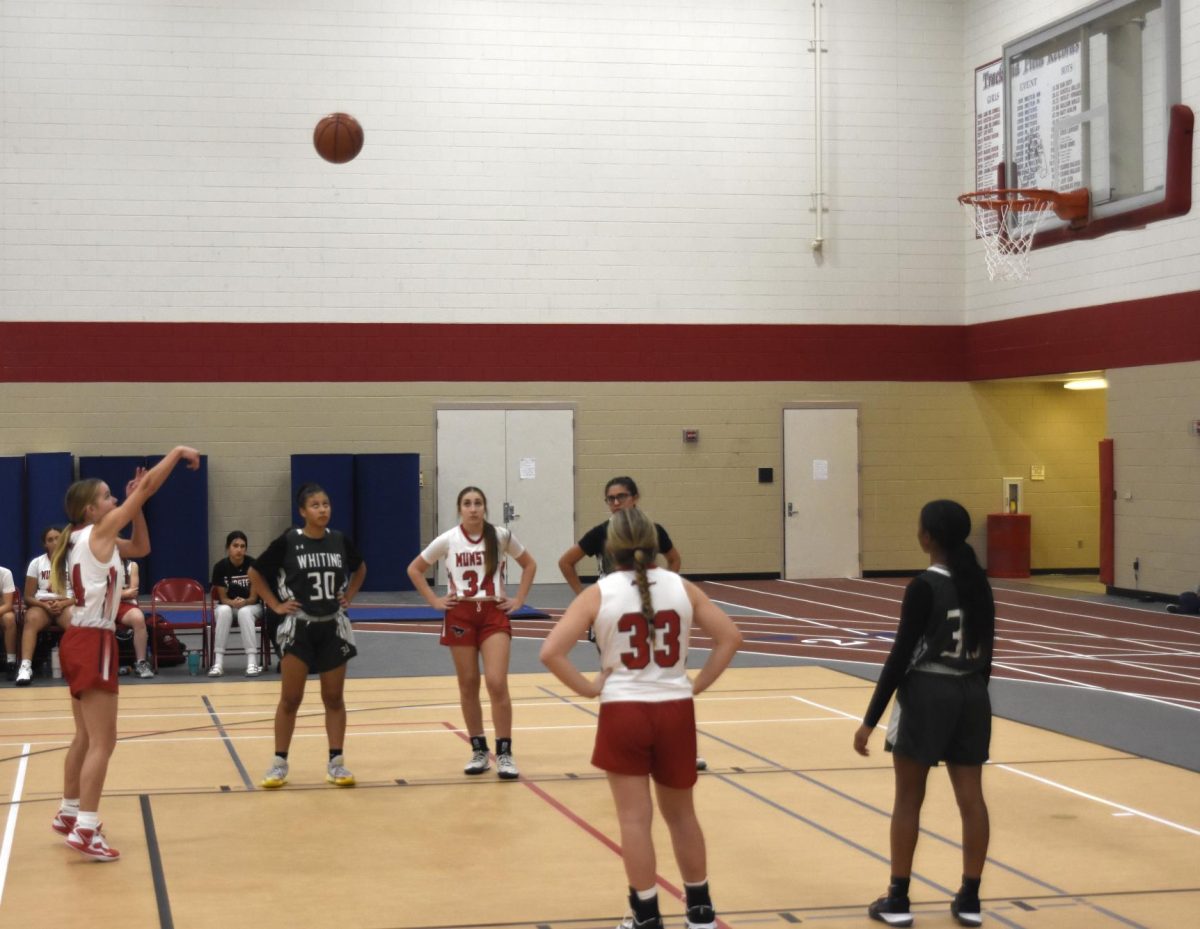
[958,187,1090,281]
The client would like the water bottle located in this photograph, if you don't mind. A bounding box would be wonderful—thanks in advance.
[186,651,200,675]
[51,647,62,679]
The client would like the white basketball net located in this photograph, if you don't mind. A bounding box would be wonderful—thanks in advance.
[962,194,1056,282]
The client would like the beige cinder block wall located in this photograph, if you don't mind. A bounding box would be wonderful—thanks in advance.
[0,379,1105,577]
[1107,362,1200,595]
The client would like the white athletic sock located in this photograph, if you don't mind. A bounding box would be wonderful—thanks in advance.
[5,653,15,664]
[635,888,658,903]
[60,798,80,816]
[77,811,100,831]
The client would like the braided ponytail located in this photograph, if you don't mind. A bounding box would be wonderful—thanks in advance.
[632,548,654,624]
[607,508,660,624]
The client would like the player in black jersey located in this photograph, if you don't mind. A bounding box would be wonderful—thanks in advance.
[853,500,995,929]
[250,483,366,790]
[558,476,680,594]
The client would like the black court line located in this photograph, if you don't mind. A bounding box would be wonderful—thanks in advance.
[201,695,255,790]
[139,793,174,929]
[351,886,1200,929]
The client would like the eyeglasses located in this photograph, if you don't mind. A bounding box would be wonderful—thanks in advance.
[604,492,632,504]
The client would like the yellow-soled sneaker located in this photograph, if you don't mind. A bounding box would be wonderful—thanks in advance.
[326,755,356,787]
[261,757,289,789]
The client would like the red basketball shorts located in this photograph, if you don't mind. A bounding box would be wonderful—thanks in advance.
[115,601,140,622]
[440,601,512,647]
[592,698,698,789]
[60,626,120,699]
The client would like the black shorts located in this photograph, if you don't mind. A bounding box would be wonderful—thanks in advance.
[278,615,357,673]
[885,670,990,766]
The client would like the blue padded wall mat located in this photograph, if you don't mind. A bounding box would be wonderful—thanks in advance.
[354,453,420,591]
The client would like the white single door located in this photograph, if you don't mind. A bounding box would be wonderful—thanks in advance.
[435,408,574,587]
[783,408,860,578]
[503,409,576,586]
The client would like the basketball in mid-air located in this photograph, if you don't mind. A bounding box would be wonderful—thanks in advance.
[313,113,364,164]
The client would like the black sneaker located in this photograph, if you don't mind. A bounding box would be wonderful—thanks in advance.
[1166,604,1180,614]
[686,904,717,929]
[616,912,664,929]
[868,894,913,927]
[951,892,982,927]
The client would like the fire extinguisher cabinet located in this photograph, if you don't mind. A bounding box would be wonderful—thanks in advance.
[986,514,1031,579]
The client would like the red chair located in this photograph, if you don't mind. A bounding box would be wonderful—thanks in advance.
[148,578,210,672]
[205,588,271,672]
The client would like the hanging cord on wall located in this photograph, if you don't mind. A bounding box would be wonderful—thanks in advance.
[809,0,827,252]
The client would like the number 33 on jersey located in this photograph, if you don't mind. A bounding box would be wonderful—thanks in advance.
[594,571,695,701]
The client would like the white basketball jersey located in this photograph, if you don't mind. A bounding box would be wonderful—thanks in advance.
[27,553,72,600]
[67,525,121,630]
[595,569,694,703]
[421,524,525,600]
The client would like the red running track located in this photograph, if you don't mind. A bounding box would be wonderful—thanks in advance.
[696,578,1200,712]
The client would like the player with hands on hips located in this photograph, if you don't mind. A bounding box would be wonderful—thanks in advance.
[250,483,366,790]
[854,500,995,928]
[541,507,742,929]
[52,446,201,861]
[407,486,536,780]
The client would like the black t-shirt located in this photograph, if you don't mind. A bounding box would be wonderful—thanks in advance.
[862,568,995,727]
[211,556,256,601]
[578,520,675,576]
[253,529,364,618]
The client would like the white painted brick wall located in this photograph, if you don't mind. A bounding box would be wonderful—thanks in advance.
[1,0,968,325]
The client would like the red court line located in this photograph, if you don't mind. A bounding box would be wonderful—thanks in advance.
[439,722,730,927]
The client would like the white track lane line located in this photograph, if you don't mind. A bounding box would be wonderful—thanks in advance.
[797,693,1200,836]
[995,763,1200,836]
[848,577,1200,637]
[767,580,1200,684]
[0,743,30,908]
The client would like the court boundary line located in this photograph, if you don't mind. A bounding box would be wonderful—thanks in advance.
[139,793,174,929]
[537,684,1160,929]
[202,695,255,790]
[0,742,29,909]
[439,722,734,929]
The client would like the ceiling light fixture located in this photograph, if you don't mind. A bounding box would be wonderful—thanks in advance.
[1063,377,1108,390]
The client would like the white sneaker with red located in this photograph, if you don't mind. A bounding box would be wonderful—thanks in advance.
[66,824,120,861]
[51,811,77,836]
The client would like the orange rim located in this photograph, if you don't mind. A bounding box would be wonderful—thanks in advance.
[958,187,1090,224]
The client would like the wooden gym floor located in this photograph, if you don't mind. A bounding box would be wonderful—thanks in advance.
[1,660,1197,929]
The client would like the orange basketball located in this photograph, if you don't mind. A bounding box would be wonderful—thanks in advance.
[313,112,364,164]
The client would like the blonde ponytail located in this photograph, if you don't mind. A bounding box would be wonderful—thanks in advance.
[51,478,103,594]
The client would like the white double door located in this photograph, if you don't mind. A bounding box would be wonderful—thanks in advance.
[783,407,861,579]
[435,408,575,588]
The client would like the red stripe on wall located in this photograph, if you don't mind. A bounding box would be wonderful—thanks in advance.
[965,290,1200,379]
[1,290,1197,382]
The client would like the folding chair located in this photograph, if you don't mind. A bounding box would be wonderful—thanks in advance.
[148,578,210,672]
